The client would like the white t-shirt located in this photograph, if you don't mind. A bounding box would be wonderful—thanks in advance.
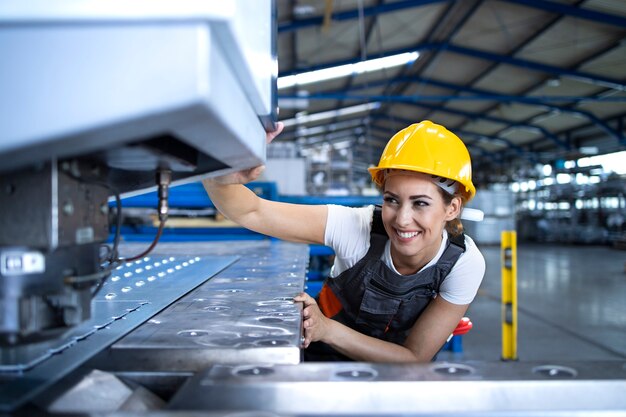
[324,204,485,305]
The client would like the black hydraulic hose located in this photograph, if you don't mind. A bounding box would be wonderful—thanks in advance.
[121,169,171,263]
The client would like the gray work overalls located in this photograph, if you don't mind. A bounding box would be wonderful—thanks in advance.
[306,207,466,361]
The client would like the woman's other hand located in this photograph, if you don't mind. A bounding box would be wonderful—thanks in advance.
[294,292,332,348]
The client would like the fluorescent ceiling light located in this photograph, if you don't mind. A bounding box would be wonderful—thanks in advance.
[299,133,355,149]
[295,118,365,137]
[282,102,380,127]
[278,52,419,89]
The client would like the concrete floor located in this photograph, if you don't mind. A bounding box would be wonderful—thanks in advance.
[440,243,626,363]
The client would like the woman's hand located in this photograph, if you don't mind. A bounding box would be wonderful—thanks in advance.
[294,292,333,348]
[266,121,285,143]
[209,122,284,186]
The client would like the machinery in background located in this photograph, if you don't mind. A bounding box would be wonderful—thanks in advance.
[0,0,276,346]
[464,189,516,245]
[516,173,626,246]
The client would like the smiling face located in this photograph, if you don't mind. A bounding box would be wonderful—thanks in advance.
[381,171,461,275]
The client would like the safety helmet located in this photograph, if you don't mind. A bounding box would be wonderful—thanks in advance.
[368,120,476,201]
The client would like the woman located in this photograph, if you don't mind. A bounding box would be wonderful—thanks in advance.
[203,120,485,362]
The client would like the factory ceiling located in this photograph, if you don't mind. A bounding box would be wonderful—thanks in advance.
[275,0,626,184]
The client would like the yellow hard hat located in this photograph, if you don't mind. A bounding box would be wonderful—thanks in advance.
[368,120,476,201]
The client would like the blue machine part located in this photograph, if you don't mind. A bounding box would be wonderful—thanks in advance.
[111,181,383,296]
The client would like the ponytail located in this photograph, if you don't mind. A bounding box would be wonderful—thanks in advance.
[445,218,464,237]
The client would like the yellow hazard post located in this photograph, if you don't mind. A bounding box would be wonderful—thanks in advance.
[501,230,517,361]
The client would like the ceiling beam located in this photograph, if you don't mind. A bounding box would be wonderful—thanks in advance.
[403,101,572,149]
[279,0,626,33]
[278,118,367,141]
[442,43,626,91]
[290,102,625,163]
[279,42,626,91]
[457,129,537,163]
[280,92,626,103]
[500,0,626,28]
[419,2,578,135]
[384,0,484,117]
[278,0,450,33]
[279,72,626,145]
[360,100,571,149]
[332,0,384,124]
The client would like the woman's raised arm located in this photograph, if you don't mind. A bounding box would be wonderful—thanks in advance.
[201,122,327,245]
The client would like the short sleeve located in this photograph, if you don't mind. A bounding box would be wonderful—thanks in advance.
[324,204,375,277]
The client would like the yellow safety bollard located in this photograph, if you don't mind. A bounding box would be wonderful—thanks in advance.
[501,230,518,361]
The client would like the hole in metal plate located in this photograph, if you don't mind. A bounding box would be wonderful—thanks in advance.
[203,305,232,312]
[258,317,284,324]
[233,365,274,377]
[431,363,474,376]
[334,368,378,380]
[532,365,577,378]
[255,339,290,347]
[177,330,209,338]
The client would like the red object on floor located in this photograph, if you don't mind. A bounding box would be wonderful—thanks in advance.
[452,317,473,336]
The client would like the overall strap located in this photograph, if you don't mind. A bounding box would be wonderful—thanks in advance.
[432,233,466,292]
[371,205,385,235]
[317,207,387,317]
[364,205,387,259]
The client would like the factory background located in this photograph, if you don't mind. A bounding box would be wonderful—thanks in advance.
[1,0,625,415]
[269,0,626,245]
[263,0,626,363]
[270,0,626,348]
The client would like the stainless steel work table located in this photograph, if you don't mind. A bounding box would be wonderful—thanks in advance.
[0,240,309,412]
[168,361,626,415]
[90,240,309,372]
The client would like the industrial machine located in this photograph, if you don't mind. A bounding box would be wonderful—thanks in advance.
[0,0,283,411]
[0,0,275,346]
